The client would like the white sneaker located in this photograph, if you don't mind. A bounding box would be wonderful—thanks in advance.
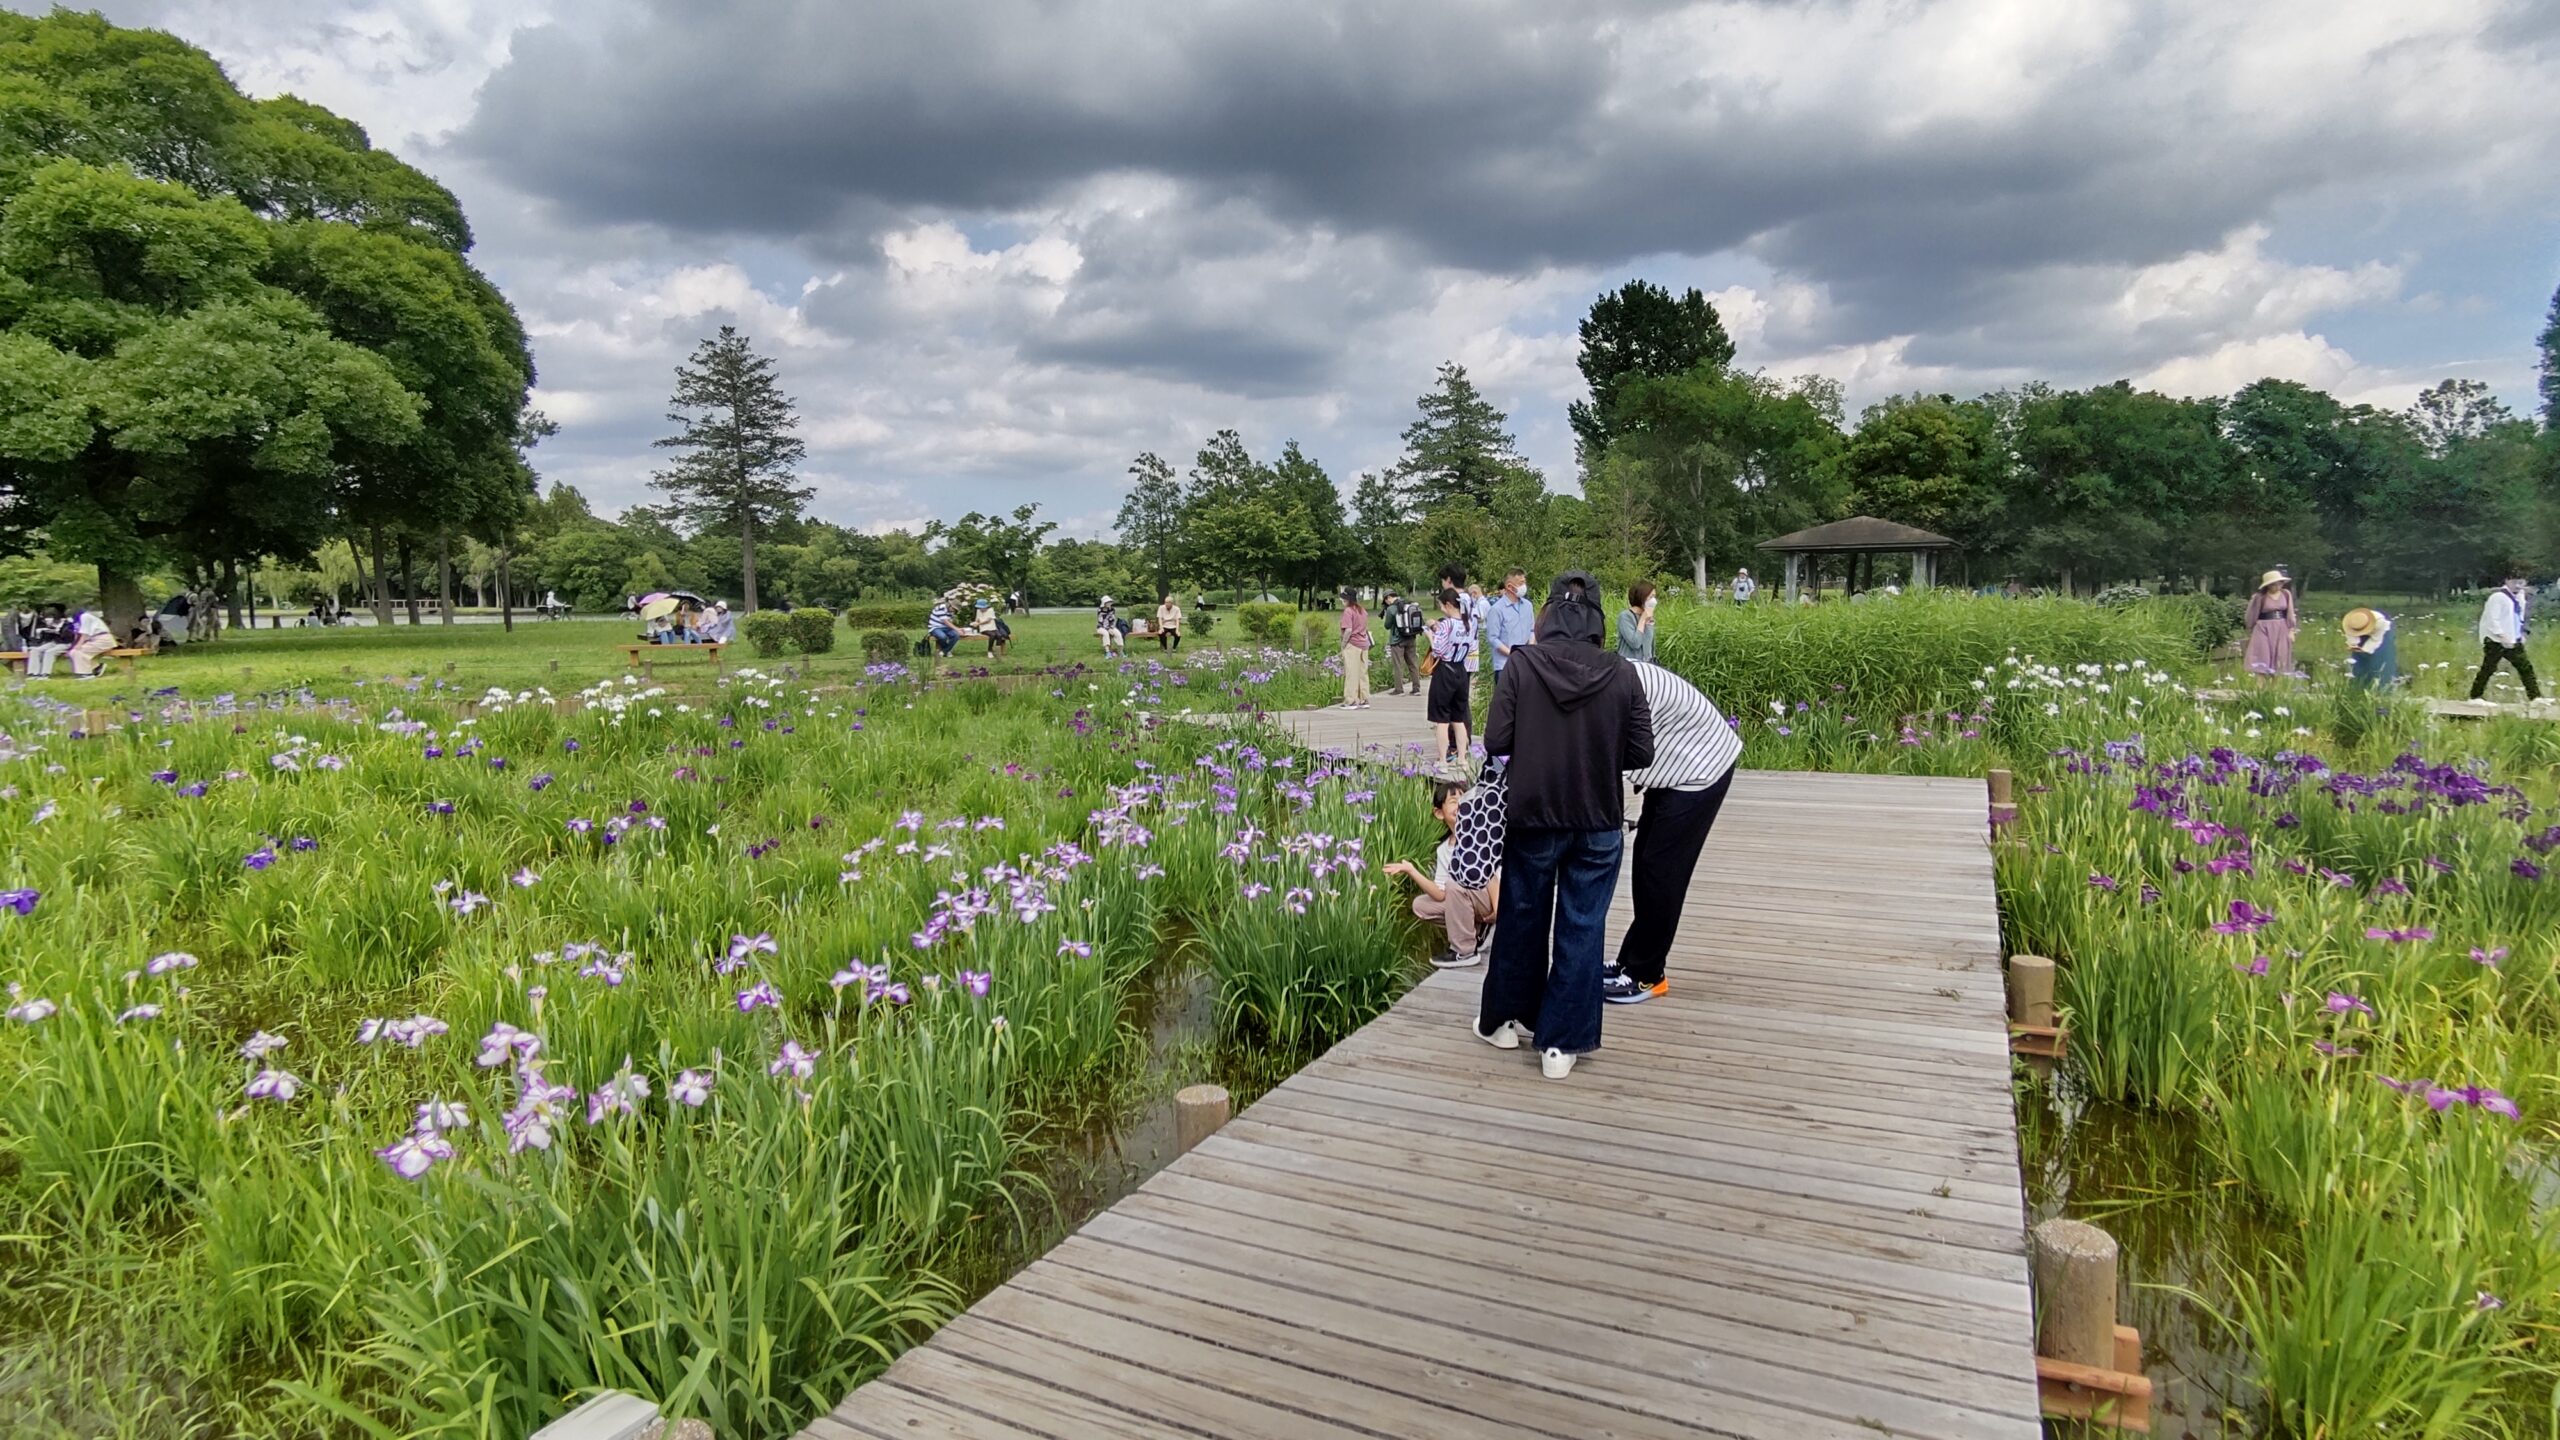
[1541,1048,1576,1080]
[1474,1018,1529,1050]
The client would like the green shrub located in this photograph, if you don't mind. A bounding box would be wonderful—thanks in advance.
[1235,601,1296,641]
[788,607,836,654]
[2091,582,2153,608]
[2145,591,2249,656]
[740,610,794,658]
[1190,612,1217,637]
[1298,611,1333,650]
[859,630,906,662]
[835,602,926,631]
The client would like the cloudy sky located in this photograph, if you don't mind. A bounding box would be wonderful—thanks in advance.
[33,0,2560,536]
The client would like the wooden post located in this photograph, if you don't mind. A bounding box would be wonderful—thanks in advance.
[550,659,560,674]
[1987,768,2013,805]
[2031,1218,2118,1367]
[444,661,456,675]
[1175,1084,1231,1154]
[2007,955,2056,1028]
[2032,1216,2152,1431]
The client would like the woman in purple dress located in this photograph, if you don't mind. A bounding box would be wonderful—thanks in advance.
[2242,570,2297,677]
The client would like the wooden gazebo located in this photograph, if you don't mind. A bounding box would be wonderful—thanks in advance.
[1757,516,1957,603]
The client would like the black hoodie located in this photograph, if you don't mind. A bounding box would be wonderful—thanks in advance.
[1484,637,1653,830]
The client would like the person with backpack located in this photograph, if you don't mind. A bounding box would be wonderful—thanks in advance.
[1474,571,1653,1080]
[1381,588,1425,695]
[1425,587,1477,773]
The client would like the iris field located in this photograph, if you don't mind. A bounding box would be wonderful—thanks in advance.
[6,593,2560,1436]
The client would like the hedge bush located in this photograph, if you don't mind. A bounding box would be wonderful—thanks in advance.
[859,630,907,662]
[835,602,927,631]
[740,611,795,658]
[1298,612,1334,650]
[1235,602,1296,641]
[2146,591,2249,656]
[788,607,837,654]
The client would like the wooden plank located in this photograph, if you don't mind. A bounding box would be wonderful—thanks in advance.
[795,760,2040,1439]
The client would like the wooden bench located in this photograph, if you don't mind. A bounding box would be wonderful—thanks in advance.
[623,642,724,678]
[2,647,147,678]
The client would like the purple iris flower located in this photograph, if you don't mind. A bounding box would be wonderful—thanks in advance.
[2086,873,2121,893]
[2472,946,2508,967]
[2515,858,2545,881]
[2324,991,2375,1016]
[0,888,36,915]
[2211,900,2274,936]
[427,800,455,816]
[243,846,277,871]
[2364,926,2434,943]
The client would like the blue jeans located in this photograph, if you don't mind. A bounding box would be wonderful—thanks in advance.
[928,623,960,655]
[1479,826,1622,1055]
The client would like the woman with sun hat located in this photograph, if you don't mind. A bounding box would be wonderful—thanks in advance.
[2241,570,2297,678]
[2342,608,2398,690]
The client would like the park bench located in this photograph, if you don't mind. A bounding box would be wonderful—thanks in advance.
[622,641,723,678]
[1,647,148,678]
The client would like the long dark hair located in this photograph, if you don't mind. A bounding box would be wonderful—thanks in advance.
[1629,581,1656,611]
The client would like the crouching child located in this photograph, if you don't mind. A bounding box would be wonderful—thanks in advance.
[1382,766,1507,968]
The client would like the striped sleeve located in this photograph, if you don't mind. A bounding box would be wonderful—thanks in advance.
[1624,663,1741,791]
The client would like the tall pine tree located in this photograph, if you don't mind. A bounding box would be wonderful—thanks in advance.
[1392,362,1525,510]
[652,325,809,611]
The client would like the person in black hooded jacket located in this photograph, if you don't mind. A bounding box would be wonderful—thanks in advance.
[1474,571,1653,1079]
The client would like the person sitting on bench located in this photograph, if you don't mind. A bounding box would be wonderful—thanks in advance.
[66,606,117,677]
[23,604,71,677]
[699,601,735,644]
[927,597,962,655]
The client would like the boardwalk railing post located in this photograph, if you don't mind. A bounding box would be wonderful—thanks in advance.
[2006,954,2055,1028]
[2031,1217,2152,1431]
[1175,1084,1231,1154]
[2007,954,2065,1062]
[1987,767,2019,833]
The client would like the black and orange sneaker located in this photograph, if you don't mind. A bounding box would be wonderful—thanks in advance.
[1601,970,1666,1005]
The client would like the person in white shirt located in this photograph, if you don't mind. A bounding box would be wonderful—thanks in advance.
[65,606,116,677]
[1731,569,1756,605]
[1095,596,1123,655]
[2471,574,2541,702]
[1602,661,1743,1005]
[699,601,736,644]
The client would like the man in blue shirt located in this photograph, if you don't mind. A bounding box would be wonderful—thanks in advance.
[1486,569,1536,675]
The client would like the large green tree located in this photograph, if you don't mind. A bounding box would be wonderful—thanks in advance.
[0,11,531,634]
[1830,396,2009,567]
[1608,365,1844,591]
[1568,280,1735,456]
[1391,362,1527,510]
[927,503,1056,603]
[652,325,810,611]
[1115,451,1183,596]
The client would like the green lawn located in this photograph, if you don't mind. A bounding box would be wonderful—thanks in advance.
[23,611,1270,706]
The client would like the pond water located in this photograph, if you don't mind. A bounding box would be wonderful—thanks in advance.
[2020,1072,2269,1438]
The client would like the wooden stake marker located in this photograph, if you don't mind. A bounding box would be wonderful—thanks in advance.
[2007,953,2066,1059]
[1174,1084,1231,1155]
[2032,1218,2151,1432]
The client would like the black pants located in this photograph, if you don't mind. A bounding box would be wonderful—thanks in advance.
[1613,772,1734,986]
[2470,639,2539,700]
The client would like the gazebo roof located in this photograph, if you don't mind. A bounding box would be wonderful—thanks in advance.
[1757,516,1957,554]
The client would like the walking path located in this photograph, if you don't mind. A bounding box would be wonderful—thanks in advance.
[803,693,2041,1439]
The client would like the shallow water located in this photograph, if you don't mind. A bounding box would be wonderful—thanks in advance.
[2020,1073,2270,1438]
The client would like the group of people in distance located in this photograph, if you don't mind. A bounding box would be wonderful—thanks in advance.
[1376,567,1742,1081]
[1092,594,1183,655]
[2244,568,2545,704]
[641,600,734,645]
[1,602,117,678]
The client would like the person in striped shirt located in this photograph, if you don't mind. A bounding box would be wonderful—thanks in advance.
[926,599,962,656]
[1602,661,1742,1005]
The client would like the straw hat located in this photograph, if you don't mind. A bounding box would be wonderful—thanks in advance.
[2259,570,2287,590]
[2341,608,2382,638]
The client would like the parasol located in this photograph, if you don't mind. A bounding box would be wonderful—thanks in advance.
[639,597,681,621]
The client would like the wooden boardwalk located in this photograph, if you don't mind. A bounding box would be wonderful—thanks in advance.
[808,693,2040,1439]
